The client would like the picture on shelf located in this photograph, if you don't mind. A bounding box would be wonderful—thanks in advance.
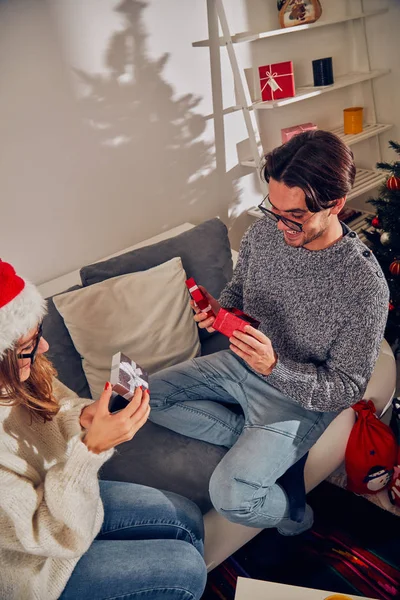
[278,0,322,29]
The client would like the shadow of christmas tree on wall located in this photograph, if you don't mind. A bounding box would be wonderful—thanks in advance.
[73,0,240,236]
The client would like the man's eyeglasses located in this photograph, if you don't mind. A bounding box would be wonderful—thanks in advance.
[257,195,317,233]
[17,323,43,364]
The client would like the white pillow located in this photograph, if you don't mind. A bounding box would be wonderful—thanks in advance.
[53,257,200,399]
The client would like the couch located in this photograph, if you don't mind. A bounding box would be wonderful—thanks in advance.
[39,218,398,572]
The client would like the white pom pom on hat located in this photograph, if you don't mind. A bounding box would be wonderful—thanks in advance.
[0,260,46,359]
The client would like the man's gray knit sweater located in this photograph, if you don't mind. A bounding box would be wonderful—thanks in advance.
[218,218,389,413]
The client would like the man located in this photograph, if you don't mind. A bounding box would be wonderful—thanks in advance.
[149,130,389,535]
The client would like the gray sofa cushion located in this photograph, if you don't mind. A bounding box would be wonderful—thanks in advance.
[43,287,92,398]
[80,218,233,341]
[201,331,230,355]
[100,422,227,513]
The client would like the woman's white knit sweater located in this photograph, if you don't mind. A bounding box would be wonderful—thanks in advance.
[0,379,113,600]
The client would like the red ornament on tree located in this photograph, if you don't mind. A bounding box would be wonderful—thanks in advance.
[371,216,380,228]
[389,301,395,312]
[387,175,400,191]
[390,260,400,276]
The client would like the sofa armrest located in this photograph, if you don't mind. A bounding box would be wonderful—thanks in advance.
[231,249,238,269]
[304,338,396,494]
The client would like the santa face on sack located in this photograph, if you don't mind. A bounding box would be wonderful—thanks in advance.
[363,465,393,491]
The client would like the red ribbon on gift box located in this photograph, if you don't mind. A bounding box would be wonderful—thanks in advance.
[185,277,215,317]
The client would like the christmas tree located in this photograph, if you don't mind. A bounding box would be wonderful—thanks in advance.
[364,140,400,346]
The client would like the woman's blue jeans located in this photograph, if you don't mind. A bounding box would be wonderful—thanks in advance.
[60,480,207,600]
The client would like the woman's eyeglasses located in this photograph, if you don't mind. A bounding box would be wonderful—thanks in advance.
[17,323,43,364]
[257,195,317,233]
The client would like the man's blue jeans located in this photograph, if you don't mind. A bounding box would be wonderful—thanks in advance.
[149,350,338,534]
[60,480,207,600]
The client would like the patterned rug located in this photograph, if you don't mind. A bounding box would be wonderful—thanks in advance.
[202,482,400,600]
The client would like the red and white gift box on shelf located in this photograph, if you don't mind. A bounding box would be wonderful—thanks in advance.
[110,351,149,401]
[213,308,260,339]
[281,122,317,143]
[258,61,295,102]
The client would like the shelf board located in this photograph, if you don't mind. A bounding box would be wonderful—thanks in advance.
[193,9,387,47]
[247,206,266,218]
[240,157,261,168]
[330,123,393,145]
[347,168,386,201]
[239,123,393,168]
[247,169,385,219]
[345,213,375,245]
[252,70,390,109]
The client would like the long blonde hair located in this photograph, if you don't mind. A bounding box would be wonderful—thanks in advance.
[0,350,59,421]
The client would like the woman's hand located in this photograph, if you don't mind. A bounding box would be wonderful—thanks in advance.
[190,285,221,333]
[83,383,150,454]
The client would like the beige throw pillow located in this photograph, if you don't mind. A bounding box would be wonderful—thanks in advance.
[53,257,200,399]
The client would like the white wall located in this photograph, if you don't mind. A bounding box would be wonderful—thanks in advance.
[0,0,399,284]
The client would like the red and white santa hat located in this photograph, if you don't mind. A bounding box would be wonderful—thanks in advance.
[0,260,46,359]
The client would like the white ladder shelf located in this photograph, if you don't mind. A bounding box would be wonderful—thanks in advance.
[195,0,392,211]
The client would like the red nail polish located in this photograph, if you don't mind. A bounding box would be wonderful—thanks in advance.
[104,381,110,391]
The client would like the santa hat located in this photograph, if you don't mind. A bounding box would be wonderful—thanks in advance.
[0,260,46,359]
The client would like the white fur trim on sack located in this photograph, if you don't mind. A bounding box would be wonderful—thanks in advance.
[0,281,46,358]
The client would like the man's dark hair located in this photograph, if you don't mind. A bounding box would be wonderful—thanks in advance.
[262,130,356,212]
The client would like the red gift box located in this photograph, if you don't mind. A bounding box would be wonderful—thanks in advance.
[281,122,317,143]
[185,277,215,317]
[213,307,260,339]
[110,351,148,401]
[259,61,295,102]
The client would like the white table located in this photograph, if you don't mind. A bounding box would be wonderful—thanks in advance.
[234,577,377,599]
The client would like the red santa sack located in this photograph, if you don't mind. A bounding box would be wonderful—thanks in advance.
[388,397,400,507]
[345,400,397,495]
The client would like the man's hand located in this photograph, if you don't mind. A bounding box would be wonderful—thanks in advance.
[229,325,277,375]
[190,285,221,333]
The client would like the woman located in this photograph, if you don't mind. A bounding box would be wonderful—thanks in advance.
[0,259,207,600]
